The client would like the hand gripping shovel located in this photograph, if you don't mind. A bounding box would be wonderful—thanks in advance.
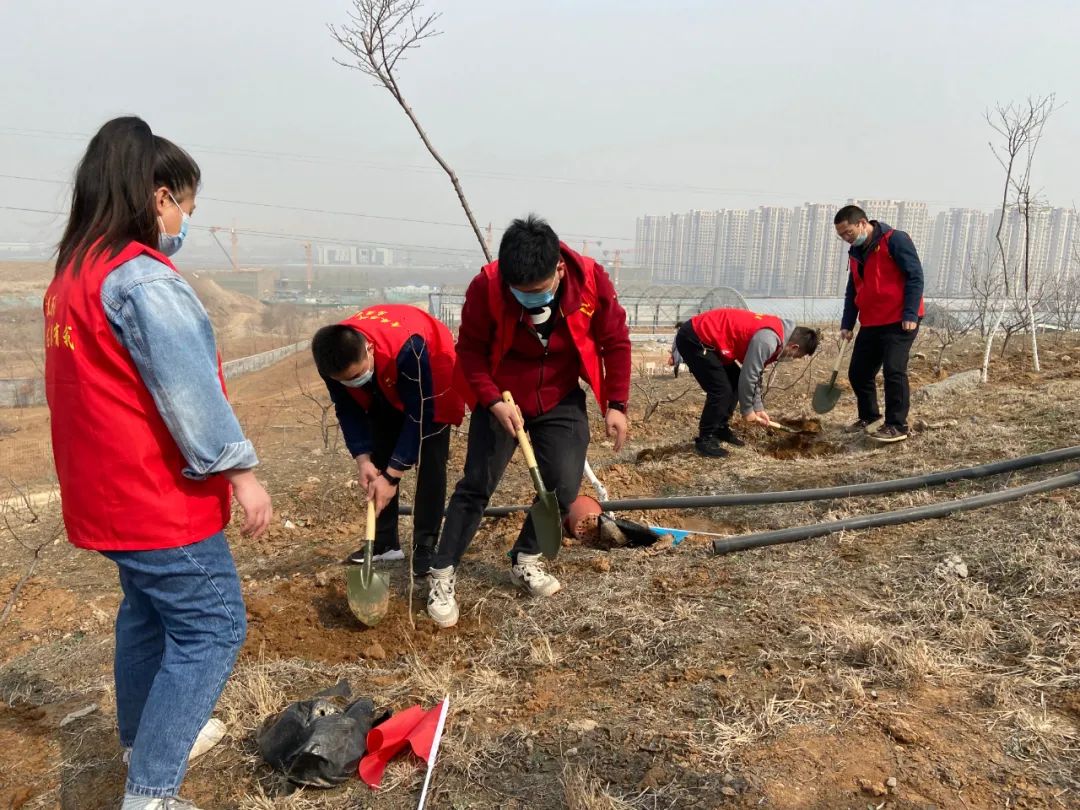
[346,500,390,627]
[812,330,856,414]
[502,391,563,559]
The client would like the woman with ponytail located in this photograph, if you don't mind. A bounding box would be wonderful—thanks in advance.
[45,116,271,809]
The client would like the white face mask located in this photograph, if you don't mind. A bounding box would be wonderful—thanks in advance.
[340,368,373,388]
[157,191,190,257]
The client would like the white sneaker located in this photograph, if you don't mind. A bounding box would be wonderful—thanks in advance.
[510,553,562,597]
[188,718,226,760]
[122,718,226,765]
[372,549,405,563]
[426,566,459,628]
[120,797,204,810]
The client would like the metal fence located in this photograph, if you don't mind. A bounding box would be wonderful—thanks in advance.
[429,284,749,330]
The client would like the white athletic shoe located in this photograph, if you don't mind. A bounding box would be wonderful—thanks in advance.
[372,548,406,562]
[426,566,459,628]
[122,718,226,765]
[120,797,205,810]
[510,553,562,597]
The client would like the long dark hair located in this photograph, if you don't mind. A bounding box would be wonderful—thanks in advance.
[55,116,201,275]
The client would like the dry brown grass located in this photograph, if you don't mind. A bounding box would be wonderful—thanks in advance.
[2,332,1079,807]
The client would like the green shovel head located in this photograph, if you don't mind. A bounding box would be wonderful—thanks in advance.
[812,373,843,414]
[346,557,390,627]
[530,491,563,560]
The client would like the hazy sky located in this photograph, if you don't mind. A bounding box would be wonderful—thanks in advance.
[2,0,1078,264]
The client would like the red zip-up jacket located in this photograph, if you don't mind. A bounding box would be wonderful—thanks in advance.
[456,244,631,419]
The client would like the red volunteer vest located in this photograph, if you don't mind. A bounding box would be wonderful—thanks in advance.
[482,248,608,411]
[339,305,468,425]
[850,230,926,327]
[44,241,231,551]
[690,309,786,365]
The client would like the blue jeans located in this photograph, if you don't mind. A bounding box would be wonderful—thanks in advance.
[103,532,246,798]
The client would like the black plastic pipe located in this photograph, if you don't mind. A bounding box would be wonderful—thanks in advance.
[711,469,1080,555]
[397,444,1080,517]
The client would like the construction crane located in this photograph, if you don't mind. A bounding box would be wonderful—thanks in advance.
[208,225,239,271]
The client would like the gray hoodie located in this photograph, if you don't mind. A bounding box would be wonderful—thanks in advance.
[738,318,795,415]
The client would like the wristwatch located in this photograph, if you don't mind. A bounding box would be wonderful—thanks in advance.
[381,470,401,487]
[607,401,627,413]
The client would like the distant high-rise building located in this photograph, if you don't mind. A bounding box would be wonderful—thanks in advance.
[1043,207,1077,283]
[928,209,989,295]
[634,201,1074,300]
[789,203,846,297]
[636,210,719,285]
[712,209,751,289]
[745,207,792,295]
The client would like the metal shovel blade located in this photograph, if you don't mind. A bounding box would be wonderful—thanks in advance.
[528,475,563,560]
[812,372,843,414]
[504,390,563,560]
[346,502,389,627]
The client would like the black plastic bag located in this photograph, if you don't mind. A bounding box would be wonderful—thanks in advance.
[257,680,389,787]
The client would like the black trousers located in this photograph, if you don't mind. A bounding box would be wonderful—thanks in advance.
[848,321,920,429]
[367,398,451,575]
[434,388,590,569]
[676,321,742,440]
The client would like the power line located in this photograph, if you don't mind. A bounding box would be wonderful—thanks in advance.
[0,124,998,206]
[0,203,483,258]
[0,171,637,242]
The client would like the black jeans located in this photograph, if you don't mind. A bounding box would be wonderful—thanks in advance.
[676,321,742,440]
[367,397,450,575]
[848,321,920,429]
[434,388,590,569]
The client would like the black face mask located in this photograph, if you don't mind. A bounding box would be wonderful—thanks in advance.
[257,681,390,787]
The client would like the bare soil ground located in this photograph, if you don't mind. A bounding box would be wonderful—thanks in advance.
[1,330,1078,809]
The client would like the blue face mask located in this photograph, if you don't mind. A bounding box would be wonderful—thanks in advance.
[852,231,868,247]
[510,275,558,309]
[158,192,190,257]
[340,368,373,388]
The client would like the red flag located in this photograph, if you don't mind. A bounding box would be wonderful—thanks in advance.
[359,700,447,789]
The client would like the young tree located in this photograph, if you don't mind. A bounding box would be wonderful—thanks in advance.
[981,95,1057,380]
[330,1,491,261]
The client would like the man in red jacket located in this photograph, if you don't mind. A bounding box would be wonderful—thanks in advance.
[675,309,819,457]
[835,205,925,443]
[426,215,631,628]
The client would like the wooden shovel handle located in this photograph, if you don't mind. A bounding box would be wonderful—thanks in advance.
[832,327,856,373]
[366,499,376,542]
[501,391,539,468]
[766,419,797,433]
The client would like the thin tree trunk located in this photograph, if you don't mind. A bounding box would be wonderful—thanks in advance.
[1022,193,1041,371]
[389,84,491,262]
[982,301,1005,383]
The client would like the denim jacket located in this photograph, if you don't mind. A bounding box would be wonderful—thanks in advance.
[100,255,258,480]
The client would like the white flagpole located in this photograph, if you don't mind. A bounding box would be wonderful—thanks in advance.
[416,696,450,810]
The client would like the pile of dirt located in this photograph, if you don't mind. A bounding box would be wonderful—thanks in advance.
[181,271,265,323]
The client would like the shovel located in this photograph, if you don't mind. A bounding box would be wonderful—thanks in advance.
[502,391,563,560]
[346,501,390,627]
[812,330,856,414]
[765,419,800,434]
